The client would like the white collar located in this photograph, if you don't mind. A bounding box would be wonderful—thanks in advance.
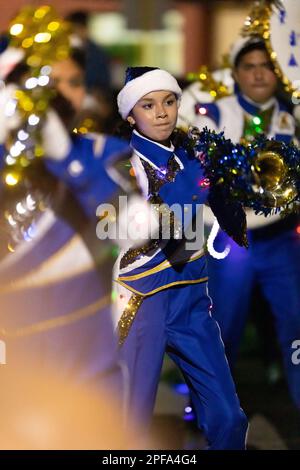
[132,130,184,170]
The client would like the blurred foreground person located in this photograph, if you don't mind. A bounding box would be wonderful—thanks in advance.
[50,50,115,133]
[0,363,139,450]
[0,36,130,432]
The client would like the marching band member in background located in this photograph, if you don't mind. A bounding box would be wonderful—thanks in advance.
[178,36,300,412]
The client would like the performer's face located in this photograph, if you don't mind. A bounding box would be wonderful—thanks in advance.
[233,49,278,104]
[128,91,178,145]
[51,58,85,111]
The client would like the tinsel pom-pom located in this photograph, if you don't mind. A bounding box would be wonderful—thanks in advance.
[190,127,300,217]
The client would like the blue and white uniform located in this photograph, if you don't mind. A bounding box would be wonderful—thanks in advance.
[114,130,248,449]
[179,89,300,410]
[0,133,129,401]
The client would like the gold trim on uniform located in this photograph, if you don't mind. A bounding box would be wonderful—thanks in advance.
[117,277,208,345]
[116,277,208,298]
[118,293,144,346]
[118,249,205,282]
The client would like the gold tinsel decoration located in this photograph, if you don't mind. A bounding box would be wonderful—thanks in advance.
[241,0,279,38]
[9,5,70,74]
[187,65,231,101]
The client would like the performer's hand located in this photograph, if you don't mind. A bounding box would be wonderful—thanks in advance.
[42,109,71,160]
[0,84,21,144]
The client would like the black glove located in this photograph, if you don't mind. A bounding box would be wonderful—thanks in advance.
[208,185,248,248]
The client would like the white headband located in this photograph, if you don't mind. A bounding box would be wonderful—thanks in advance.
[229,36,263,67]
[117,69,182,119]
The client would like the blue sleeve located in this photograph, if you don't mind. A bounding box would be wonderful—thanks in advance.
[159,149,209,223]
[0,145,5,170]
[45,135,130,218]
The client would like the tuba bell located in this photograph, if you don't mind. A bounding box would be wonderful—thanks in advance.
[251,142,298,207]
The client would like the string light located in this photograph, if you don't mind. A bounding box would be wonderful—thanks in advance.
[18,130,29,141]
[10,23,23,36]
[198,177,210,188]
[198,107,207,115]
[253,116,262,125]
[5,173,19,185]
[16,202,27,215]
[6,155,16,165]
[28,114,40,126]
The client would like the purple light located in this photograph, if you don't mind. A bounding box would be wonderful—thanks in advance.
[173,383,189,395]
[183,406,196,422]
[198,177,210,188]
[156,167,167,180]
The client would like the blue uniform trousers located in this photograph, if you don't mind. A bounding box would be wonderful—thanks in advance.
[121,282,248,449]
[207,228,300,409]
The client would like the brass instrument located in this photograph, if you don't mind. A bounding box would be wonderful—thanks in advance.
[188,127,299,212]
[251,144,298,207]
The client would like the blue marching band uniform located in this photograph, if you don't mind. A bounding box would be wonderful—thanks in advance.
[0,133,129,402]
[114,128,248,449]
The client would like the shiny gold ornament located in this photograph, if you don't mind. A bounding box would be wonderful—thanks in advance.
[9,5,70,75]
